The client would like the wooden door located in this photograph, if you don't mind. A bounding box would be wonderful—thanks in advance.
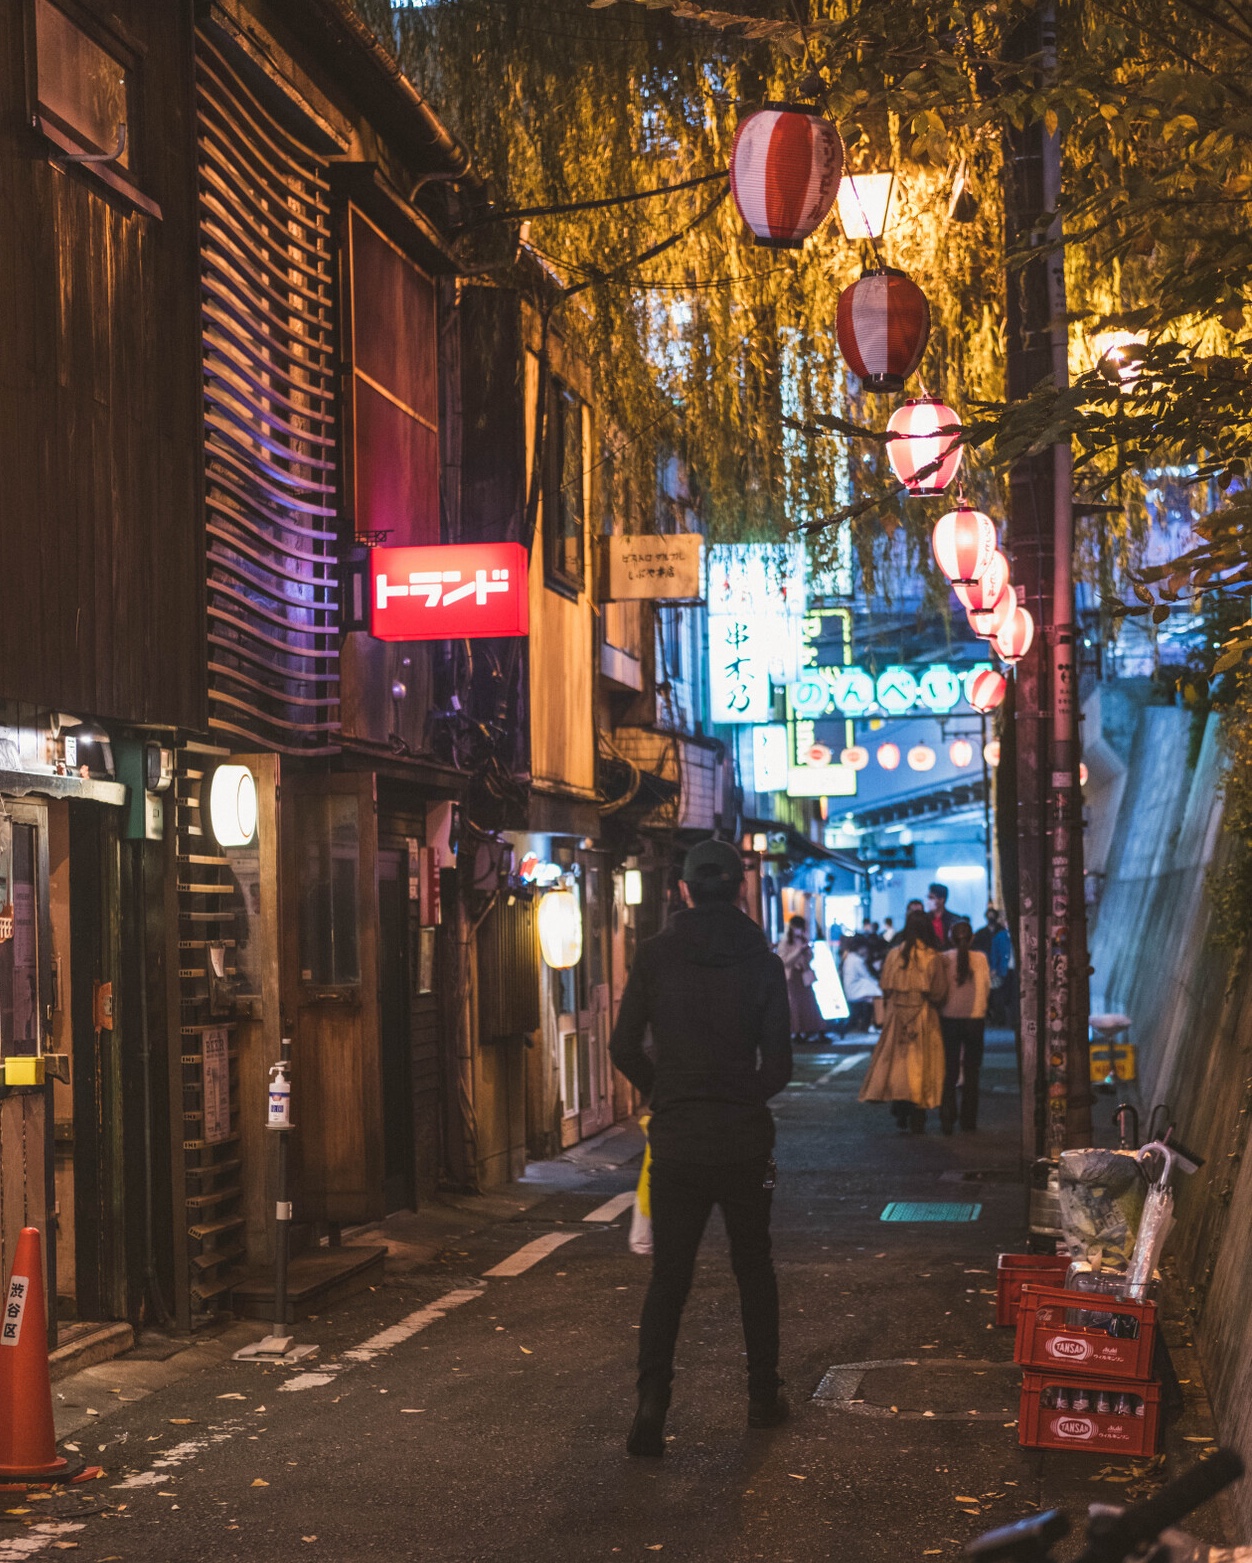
[282,772,382,1226]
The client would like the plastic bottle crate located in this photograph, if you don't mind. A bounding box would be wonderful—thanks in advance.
[996,1253,1071,1326]
[1019,1371,1160,1455]
[1014,1284,1157,1381]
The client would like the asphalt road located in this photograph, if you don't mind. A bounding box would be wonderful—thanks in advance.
[5,1039,1224,1562]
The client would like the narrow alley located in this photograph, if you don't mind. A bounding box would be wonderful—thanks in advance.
[19,1042,1219,1563]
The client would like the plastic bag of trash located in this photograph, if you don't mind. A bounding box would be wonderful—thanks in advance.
[1056,1148,1147,1264]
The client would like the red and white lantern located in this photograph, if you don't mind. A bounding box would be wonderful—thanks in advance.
[932,505,997,585]
[968,586,1016,640]
[907,743,937,772]
[995,604,1035,663]
[841,745,870,770]
[729,105,844,249]
[949,738,975,768]
[886,397,963,495]
[968,668,1007,713]
[954,550,1009,614]
[877,742,901,771]
[836,268,931,392]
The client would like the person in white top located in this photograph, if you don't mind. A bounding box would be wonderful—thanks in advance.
[937,919,991,1134]
[839,938,881,1036]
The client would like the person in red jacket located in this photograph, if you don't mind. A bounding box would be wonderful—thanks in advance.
[610,838,792,1458]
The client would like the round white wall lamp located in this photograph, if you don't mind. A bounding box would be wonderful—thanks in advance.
[208,763,258,848]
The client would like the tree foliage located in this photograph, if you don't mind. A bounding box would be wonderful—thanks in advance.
[353,0,1252,651]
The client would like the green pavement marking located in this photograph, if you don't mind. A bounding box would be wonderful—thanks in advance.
[879,1201,983,1222]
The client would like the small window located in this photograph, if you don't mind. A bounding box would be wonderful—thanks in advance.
[33,0,131,168]
[298,794,361,986]
[544,380,585,597]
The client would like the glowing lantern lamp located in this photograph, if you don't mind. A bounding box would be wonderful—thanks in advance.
[834,171,896,239]
[932,505,997,585]
[995,604,1036,663]
[968,586,1016,641]
[841,745,869,771]
[208,763,258,848]
[623,868,643,907]
[1080,762,1090,786]
[836,268,931,392]
[729,105,844,248]
[955,550,1009,614]
[949,738,974,769]
[968,668,1008,713]
[984,739,1002,767]
[907,743,937,772]
[538,889,583,970]
[886,397,963,495]
[877,742,901,771]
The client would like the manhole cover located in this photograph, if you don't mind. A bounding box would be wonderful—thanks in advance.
[881,1201,982,1222]
[814,1359,1020,1421]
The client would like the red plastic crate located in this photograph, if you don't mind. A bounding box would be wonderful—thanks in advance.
[996,1253,1070,1327]
[1014,1284,1157,1381]
[1019,1371,1161,1455]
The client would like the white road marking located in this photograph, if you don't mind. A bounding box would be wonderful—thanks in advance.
[342,1286,486,1363]
[481,1231,581,1278]
[0,1522,87,1560]
[113,1431,239,1489]
[815,1052,870,1084]
[582,1192,636,1223]
[279,1371,339,1393]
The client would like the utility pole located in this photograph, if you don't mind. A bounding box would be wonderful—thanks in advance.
[1004,0,1091,1166]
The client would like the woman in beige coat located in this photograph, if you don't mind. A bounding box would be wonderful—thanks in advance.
[859,909,949,1133]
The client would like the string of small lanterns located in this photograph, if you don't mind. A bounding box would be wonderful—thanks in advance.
[727,101,1031,690]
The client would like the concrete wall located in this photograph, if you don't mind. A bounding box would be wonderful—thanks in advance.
[1087,696,1252,1535]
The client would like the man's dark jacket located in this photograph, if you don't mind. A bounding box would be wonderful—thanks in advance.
[609,903,792,1165]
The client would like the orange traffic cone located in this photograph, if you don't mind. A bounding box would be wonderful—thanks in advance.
[0,1227,82,1485]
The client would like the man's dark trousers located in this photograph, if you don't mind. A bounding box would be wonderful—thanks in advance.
[637,1157,778,1400]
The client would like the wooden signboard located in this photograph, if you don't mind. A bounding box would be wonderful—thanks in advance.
[202,1028,231,1146]
[603,534,703,601]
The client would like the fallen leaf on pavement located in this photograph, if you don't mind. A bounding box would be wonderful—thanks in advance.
[646,1548,663,1553]
[788,1473,806,1480]
[253,1406,266,1414]
[302,1537,318,1543]
[5,1507,31,1515]
[218,1393,247,1401]
[169,1419,194,1425]
[50,1544,78,1551]
[955,1496,978,1504]
[519,1347,533,1355]
[400,1409,424,1414]
[251,1479,269,1487]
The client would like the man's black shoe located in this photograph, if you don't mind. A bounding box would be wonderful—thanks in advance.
[626,1396,668,1457]
[748,1388,790,1428]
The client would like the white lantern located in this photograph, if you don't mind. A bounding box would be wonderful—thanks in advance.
[538,889,583,969]
[984,739,1001,767]
[932,506,997,585]
[907,743,937,772]
[886,397,963,495]
[623,869,643,907]
[949,738,974,768]
[834,171,896,240]
[877,742,901,771]
[841,745,870,771]
[208,763,258,848]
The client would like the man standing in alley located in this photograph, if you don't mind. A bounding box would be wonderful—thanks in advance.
[610,838,792,1458]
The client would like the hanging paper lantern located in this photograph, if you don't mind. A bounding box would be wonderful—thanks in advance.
[729,105,844,249]
[538,888,583,970]
[968,668,1007,713]
[907,743,936,772]
[836,268,931,392]
[806,743,833,766]
[955,551,1009,614]
[841,745,870,770]
[886,397,964,495]
[877,742,901,771]
[968,586,1016,640]
[984,739,1001,767]
[995,604,1036,663]
[1080,761,1090,786]
[949,738,974,768]
[932,505,997,585]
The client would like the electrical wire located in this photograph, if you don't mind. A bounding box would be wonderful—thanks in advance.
[467,167,728,225]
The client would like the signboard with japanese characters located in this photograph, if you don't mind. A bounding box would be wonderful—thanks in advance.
[370,542,529,642]
[202,1027,231,1146]
[603,533,703,601]
[1,1271,29,1346]
[708,615,772,724]
[706,543,806,620]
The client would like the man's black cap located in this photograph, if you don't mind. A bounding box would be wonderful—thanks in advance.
[681,838,744,887]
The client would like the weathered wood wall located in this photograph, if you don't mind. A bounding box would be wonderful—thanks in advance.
[0,0,204,729]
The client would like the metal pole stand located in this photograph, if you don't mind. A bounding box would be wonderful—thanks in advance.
[234,1037,320,1366]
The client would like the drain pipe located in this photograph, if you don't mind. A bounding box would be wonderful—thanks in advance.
[136,847,172,1329]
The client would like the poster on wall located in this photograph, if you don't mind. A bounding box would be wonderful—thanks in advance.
[202,1027,231,1146]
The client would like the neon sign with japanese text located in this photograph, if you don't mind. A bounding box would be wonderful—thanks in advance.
[370,543,529,641]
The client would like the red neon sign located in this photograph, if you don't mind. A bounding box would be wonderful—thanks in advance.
[369,542,529,641]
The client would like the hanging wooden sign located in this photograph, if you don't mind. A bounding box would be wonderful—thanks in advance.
[602,534,703,601]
